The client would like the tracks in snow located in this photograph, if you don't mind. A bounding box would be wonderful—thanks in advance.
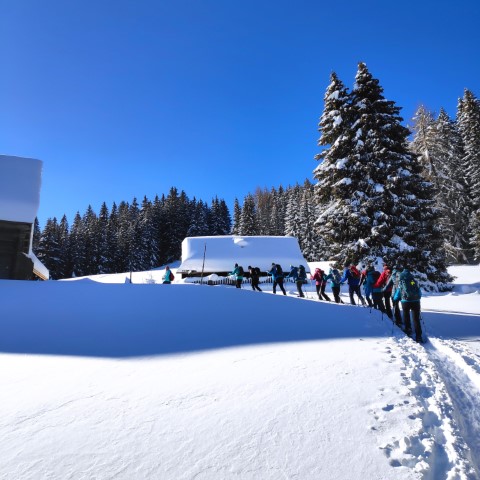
[378,334,480,479]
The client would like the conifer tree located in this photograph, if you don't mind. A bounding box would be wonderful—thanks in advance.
[70,212,86,277]
[457,89,480,261]
[313,71,354,259]
[314,63,450,288]
[239,194,258,235]
[37,217,62,279]
[32,218,41,254]
[232,198,242,234]
[58,215,71,278]
[411,107,469,263]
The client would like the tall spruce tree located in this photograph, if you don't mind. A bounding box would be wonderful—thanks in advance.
[412,107,470,263]
[232,198,242,234]
[314,63,450,288]
[313,71,353,259]
[457,89,480,261]
[239,194,258,235]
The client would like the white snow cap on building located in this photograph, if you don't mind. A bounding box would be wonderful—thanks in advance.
[0,155,43,223]
[178,235,309,274]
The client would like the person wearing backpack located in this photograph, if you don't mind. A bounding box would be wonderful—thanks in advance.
[340,263,366,306]
[369,268,386,314]
[286,265,304,298]
[229,263,244,289]
[396,267,423,342]
[297,265,307,298]
[326,267,343,303]
[248,265,262,292]
[377,264,393,319]
[267,263,286,295]
[362,265,375,308]
[162,265,174,284]
[311,267,328,301]
[386,268,402,327]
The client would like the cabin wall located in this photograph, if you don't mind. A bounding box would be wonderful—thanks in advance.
[0,220,34,280]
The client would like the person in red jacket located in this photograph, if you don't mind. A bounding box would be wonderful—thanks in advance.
[311,268,331,301]
[375,264,393,319]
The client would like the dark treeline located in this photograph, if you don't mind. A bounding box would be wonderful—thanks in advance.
[34,188,231,279]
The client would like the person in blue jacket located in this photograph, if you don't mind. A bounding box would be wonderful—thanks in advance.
[267,263,286,295]
[393,267,423,342]
[340,263,366,306]
[229,263,244,289]
[325,267,343,303]
[286,265,303,297]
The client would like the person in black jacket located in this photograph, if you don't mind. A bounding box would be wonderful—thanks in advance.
[248,266,262,292]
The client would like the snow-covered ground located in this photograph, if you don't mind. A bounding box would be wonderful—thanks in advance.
[1,265,479,479]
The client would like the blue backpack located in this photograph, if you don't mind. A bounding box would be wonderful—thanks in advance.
[399,274,421,301]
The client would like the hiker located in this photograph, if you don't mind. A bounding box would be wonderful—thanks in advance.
[396,267,423,342]
[248,265,262,292]
[368,267,386,314]
[377,263,393,319]
[287,265,304,298]
[340,263,366,306]
[297,265,307,298]
[162,265,174,284]
[386,268,402,326]
[363,265,375,308]
[267,263,286,295]
[326,267,343,303]
[229,263,244,289]
[311,267,330,301]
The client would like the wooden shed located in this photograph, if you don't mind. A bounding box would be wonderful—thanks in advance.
[0,155,49,280]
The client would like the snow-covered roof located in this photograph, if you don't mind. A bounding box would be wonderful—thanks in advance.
[177,235,308,273]
[0,155,43,223]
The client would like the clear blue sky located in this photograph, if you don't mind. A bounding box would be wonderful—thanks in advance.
[1,0,479,227]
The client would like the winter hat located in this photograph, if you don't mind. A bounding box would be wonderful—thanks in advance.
[235,263,238,267]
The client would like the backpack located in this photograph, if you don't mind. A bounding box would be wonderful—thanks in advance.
[399,275,421,301]
[275,264,283,278]
[332,269,341,284]
[370,270,381,285]
[350,265,360,279]
[238,265,244,276]
[298,265,306,280]
[170,271,174,281]
[254,267,261,276]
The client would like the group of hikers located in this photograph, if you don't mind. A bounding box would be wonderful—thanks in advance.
[229,261,424,343]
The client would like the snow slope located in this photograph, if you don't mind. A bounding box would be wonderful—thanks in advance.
[0,266,479,479]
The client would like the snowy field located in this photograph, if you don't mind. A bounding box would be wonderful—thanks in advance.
[1,264,480,479]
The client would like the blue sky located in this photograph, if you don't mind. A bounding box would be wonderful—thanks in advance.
[1,0,479,227]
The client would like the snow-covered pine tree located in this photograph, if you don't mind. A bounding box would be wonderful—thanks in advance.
[284,184,302,240]
[313,71,360,260]
[232,198,241,234]
[239,194,258,235]
[411,107,470,263]
[315,63,450,288]
[271,186,287,236]
[187,199,210,237]
[36,217,62,279]
[32,218,41,255]
[70,212,87,277]
[297,181,320,261]
[139,196,158,270]
[457,89,480,261]
[96,202,110,274]
[58,214,71,278]
[216,199,232,235]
